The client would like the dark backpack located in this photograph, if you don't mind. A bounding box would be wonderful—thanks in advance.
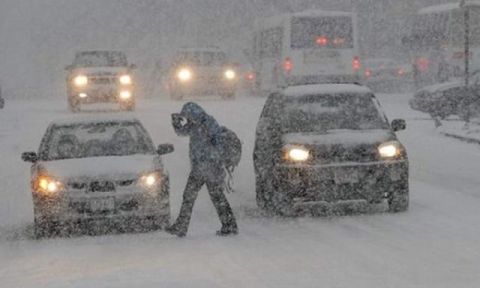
[214,126,242,171]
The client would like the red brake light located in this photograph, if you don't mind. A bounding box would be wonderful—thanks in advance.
[416,57,429,72]
[284,58,293,72]
[365,69,372,78]
[398,68,405,76]
[316,36,329,46]
[353,56,361,71]
[246,72,255,81]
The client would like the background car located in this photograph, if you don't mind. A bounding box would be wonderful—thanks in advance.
[66,51,137,112]
[167,47,238,100]
[364,58,413,92]
[0,85,4,109]
[253,84,409,216]
[21,115,174,238]
[410,71,480,121]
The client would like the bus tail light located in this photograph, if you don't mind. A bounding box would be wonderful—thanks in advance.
[353,56,361,71]
[416,57,429,72]
[316,36,329,46]
[284,58,293,73]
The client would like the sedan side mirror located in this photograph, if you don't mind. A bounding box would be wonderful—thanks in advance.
[391,119,407,132]
[22,152,38,163]
[157,144,174,155]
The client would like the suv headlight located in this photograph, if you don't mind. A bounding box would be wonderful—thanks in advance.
[224,69,236,80]
[177,68,192,82]
[378,141,402,158]
[140,172,162,189]
[35,176,63,195]
[284,146,310,162]
[73,75,88,87]
[119,74,132,85]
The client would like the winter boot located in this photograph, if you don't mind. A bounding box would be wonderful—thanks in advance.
[165,224,187,238]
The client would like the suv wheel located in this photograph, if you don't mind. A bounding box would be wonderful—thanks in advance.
[388,186,409,213]
[68,98,80,113]
[255,175,269,210]
[33,218,58,239]
[121,102,136,112]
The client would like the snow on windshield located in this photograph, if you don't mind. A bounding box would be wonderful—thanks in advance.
[282,94,388,133]
[41,122,154,160]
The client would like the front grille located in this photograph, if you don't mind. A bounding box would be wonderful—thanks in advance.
[90,181,116,193]
[312,144,379,164]
[89,76,114,85]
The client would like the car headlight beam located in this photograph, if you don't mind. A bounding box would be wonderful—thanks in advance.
[378,141,401,158]
[73,75,88,87]
[140,172,161,189]
[224,69,236,80]
[36,176,62,195]
[285,146,310,162]
[119,90,132,100]
[119,74,132,85]
[177,68,192,82]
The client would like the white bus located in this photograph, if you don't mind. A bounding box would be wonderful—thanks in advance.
[407,1,480,87]
[252,10,360,94]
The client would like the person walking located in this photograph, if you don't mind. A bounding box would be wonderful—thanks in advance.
[166,102,239,237]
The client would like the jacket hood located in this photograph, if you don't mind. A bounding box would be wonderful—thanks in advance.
[180,102,208,123]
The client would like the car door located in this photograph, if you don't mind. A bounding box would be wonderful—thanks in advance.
[253,93,283,176]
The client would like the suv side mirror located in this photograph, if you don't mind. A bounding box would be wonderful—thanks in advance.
[22,152,38,163]
[391,119,406,132]
[157,144,174,155]
[65,64,73,71]
[129,64,137,70]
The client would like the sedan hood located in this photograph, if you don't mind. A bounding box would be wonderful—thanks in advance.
[39,155,160,180]
[283,129,394,147]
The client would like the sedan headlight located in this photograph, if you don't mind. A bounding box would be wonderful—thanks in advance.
[224,69,236,80]
[378,141,402,158]
[140,172,161,189]
[73,75,88,87]
[119,74,132,85]
[35,176,63,195]
[285,146,310,162]
[177,68,192,82]
[119,90,132,100]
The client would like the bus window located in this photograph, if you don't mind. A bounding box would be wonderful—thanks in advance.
[451,8,480,46]
[413,13,448,48]
[290,16,353,49]
[260,28,283,58]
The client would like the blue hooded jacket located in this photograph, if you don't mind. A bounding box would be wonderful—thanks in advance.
[174,102,225,181]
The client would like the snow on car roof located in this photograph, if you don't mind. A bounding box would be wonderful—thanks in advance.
[418,1,480,15]
[291,9,353,18]
[49,114,141,127]
[284,84,372,98]
[418,80,463,94]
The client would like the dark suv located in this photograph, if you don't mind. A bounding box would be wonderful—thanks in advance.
[253,84,409,216]
[66,51,136,112]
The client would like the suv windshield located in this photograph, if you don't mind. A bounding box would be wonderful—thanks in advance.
[74,51,128,67]
[175,51,227,66]
[281,93,388,133]
[40,121,155,161]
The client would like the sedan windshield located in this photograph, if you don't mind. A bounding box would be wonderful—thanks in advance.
[282,94,389,133]
[40,121,155,161]
[74,51,128,67]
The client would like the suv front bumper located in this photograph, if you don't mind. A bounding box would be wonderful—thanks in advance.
[272,160,408,211]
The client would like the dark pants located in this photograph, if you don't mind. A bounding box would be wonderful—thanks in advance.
[172,171,237,234]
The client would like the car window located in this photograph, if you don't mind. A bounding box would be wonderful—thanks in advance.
[40,121,155,161]
[281,93,389,133]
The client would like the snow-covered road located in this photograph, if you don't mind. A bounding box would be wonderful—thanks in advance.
[1,93,479,288]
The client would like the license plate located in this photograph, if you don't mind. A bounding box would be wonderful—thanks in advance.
[90,197,115,212]
[304,50,341,62]
[334,170,359,184]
